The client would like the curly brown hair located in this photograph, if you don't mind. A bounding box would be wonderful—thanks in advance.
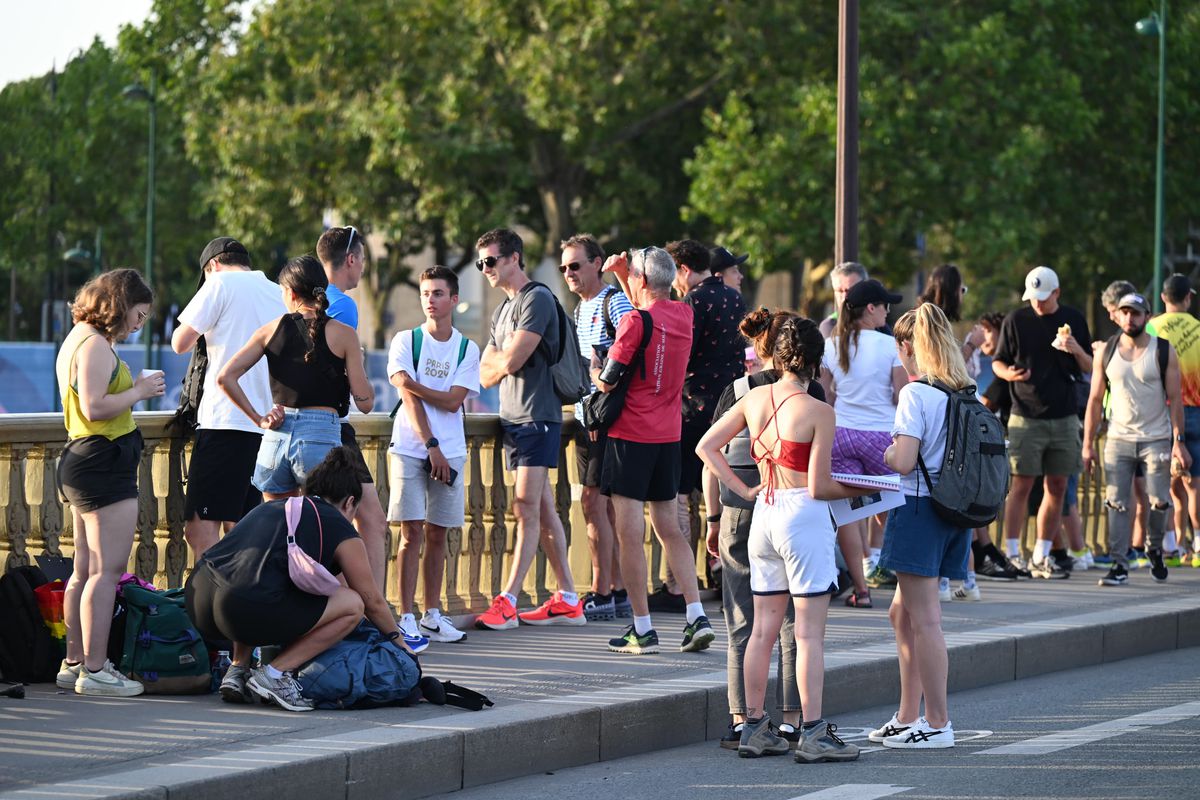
[739,306,798,361]
[70,268,153,341]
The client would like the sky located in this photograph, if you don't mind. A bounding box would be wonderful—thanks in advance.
[2,0,156,88]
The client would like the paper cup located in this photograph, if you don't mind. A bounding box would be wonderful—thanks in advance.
[140,369,164,381]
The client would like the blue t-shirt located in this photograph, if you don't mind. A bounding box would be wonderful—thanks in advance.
[326,284,358,330]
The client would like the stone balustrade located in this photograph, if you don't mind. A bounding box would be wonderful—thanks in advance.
[0,412,1110,611]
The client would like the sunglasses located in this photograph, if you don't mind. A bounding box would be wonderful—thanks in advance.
[559,261,584,273]
[475,254,510,271]
[344,226,358,258]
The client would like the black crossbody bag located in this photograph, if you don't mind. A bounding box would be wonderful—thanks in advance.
[582,309,653,432]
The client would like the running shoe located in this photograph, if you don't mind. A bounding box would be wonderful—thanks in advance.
[952,584,981,601]
[247,666,314,712]
[1098,564,1129,587]
[794,720,859,762]
[519,591,587,626]
[608,625,659,654]
[1092,551,1115,567]
[397,613,431,653]
[582,591,616,621]
[420,609,467,643]
[475,594,519,630]
[882,717,955,749]
[56,659,81,690]
[1147,548,1169,583]
[75,660,144,697]
[976,555,1019,581]
[1129,549,1150,570]
[1008,555,1034,579]
[680,615,716,652]
[1163,551,1184,568]
[868,712,914,743]
[613,589,633,618]
[1029,557,1069,580]
[866,565,898,588]
[738,716,790,758]
[720,721,744,750]
[219,663,253,704]
[1071,551,1092,572]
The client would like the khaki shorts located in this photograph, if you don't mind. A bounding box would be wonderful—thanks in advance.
[1008,414,1082,477]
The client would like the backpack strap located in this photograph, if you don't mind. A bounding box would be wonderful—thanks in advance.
[633,310,653,379]
[458,334,469,366]
[601,287,618,342]
[516,281,566,363]
[733,375,751,400]
[411,326,424,370]
[1102,333,1170,397]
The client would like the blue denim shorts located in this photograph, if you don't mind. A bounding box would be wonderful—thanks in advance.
[1185,406,1200,478]
[252,408,342,494]
[879,495,972,580]
[501,421,561,470]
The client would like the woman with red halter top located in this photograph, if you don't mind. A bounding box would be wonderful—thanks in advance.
[699,317,875,763]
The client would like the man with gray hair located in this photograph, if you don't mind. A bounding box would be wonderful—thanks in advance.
[819,261,870,338]
[591,246,715,655]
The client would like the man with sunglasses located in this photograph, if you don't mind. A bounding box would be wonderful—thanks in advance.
[315,226,391,595]
[477,227,583,629]
[171,237,285,558]
[560,233,635,622]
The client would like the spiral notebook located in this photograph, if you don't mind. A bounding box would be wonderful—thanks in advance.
[828,473,904,526]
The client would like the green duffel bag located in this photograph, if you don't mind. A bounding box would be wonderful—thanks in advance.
[118,585,210,694]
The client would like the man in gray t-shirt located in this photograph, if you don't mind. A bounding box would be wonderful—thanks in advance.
[477,228,581,631]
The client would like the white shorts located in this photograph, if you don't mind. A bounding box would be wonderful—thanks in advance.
[748,487,838,597]
[387,453,466,528]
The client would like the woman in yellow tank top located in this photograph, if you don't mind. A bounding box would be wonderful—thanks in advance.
[53,268,163,697]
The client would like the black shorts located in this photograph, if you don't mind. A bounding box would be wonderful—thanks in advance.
[184,562,327,647]
[574,427,608,488]
[184,429,262,522]
[677,418,708,495]
[57,429,142,512]
[340,423,375,484]
[602,438,680,502]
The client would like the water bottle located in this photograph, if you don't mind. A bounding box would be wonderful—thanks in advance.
[211,650,232,692]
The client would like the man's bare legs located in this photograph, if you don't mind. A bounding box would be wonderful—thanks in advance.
[503,466,574,598]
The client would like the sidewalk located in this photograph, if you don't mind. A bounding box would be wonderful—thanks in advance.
[2,569,1198,800]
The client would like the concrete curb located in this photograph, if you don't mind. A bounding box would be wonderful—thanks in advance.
[7,596,1199,800]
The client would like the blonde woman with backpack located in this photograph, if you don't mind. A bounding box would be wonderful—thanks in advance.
[871,303,973,750]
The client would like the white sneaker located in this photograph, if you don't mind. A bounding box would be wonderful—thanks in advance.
[882,717,955,749]
[1084,549,1095,570]
[420,609,467,643]
[399,613,421,639]
[952,584,981,601]
[938,578,951,602]
[75,660,144,697]
[868,711,915,742]
[56,659,81,689]
[1071,551,1091,571]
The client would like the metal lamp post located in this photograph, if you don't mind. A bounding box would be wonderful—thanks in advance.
[122,74,157,379]
[1136,3,1167,313]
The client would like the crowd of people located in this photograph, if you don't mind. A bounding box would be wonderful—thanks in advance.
[49,228,1200,757]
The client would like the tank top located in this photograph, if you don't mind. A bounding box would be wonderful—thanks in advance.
[264,313,351,416]
[1105,335,1171,441]
[60,333,137,441]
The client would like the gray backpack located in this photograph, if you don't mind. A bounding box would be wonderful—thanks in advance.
[719,376,760,511]
[916,380,1008,528]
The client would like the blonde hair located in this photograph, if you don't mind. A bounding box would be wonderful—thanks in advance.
[895,303,971,390]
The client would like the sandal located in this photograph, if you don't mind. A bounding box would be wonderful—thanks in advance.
[844,589,873,609]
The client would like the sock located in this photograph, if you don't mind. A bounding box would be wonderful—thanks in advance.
[1193,537,1200,553]
[971,540,985,561]
[746,716,764,724]
[685,602,705,624]
[501,592,517,607]
[862,557,874,574]
[778,723,796,733]
[938,577,950,592]
[559,591,579,606]
[964,571,977,590]
[633,614,653,636]
[265,664,285,680]
[1006,539,1021,557]
[802,718,824,730]
[1033,539,1052,562]
[424,608,441,622]
[1050,548,1067,559]
[870,547,882,563]
[593,592,612,604]
[613,588,628,600]
[1164,531,1178,552]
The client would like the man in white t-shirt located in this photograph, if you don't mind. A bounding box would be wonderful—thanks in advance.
[171,237,285,557]
[388,267,481,644]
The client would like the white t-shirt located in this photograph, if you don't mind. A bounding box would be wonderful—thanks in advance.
[822,329,902,430]
[892,381,950,497]
[177,270,285,433]
[387,326,480,460]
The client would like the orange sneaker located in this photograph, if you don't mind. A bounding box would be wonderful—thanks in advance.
[518,592,587,626]
[475,595,519,630]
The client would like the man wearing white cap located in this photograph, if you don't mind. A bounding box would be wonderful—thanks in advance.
[1082,292,1190,586]
[991,266,1092,579]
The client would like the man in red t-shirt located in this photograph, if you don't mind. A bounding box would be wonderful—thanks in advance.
[591,246,716,656]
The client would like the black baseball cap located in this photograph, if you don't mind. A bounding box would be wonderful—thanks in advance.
[709,246,748,274]
[1163,273,1194,303]
[846,278,902,309]
[197,237,249,288]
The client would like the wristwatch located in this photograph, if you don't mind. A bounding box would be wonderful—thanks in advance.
[1176,434,1185,443]
[425,437,440,449]
[386,630,401,642]
[706,513,722,523]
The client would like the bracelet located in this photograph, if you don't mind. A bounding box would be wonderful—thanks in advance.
[706,513,721,523]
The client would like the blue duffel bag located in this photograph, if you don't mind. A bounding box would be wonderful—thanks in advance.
[295,620,420,709]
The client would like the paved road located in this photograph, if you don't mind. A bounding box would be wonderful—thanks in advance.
[432,647,1200,800]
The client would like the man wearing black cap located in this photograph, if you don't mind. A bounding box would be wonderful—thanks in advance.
[171,237,285,557]
[710,246,748,293]
[1149,274,1200,567]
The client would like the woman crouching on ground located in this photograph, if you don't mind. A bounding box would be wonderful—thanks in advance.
[185,447,409,712]
[871,303,972,749]
[698,317,875,763]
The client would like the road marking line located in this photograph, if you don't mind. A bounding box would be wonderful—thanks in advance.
[786,784,913,800]
[977,701,1200,755]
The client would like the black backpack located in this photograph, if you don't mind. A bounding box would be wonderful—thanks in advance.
[166,336,208,437]
[916,380,1009,528]
[513,281,589,404]
[0,565,60,683]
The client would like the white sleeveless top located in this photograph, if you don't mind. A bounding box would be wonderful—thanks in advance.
[1105,336,1171,441]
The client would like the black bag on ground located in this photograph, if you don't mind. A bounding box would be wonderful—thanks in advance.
[0,565,59,683]
[582,310,653,432]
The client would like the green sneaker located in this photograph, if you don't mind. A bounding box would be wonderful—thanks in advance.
[608,625,660,655]
[680,615,716,652]
[866,565,898,588]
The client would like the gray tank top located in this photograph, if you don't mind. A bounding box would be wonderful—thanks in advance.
[1105,336,1171,441]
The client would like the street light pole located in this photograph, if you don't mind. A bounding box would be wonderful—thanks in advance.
[834,0,859,267]
[1136,2,1167,313]
[123,72,157,384]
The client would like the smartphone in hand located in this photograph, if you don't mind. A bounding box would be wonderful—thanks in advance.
[422,456,458,487]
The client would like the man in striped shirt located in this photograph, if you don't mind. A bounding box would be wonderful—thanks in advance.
[562,233,634,621]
